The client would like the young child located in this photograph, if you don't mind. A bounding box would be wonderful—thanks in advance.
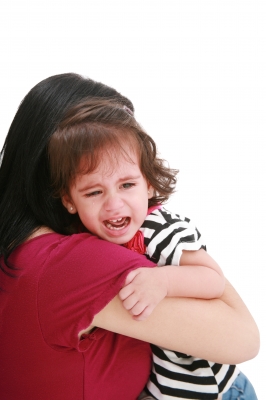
[50,99,257,400]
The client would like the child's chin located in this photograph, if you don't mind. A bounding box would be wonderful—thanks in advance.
[111,237,127,245]
[102,234,126,245]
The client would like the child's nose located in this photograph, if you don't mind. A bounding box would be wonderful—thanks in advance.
[104,194,124,211]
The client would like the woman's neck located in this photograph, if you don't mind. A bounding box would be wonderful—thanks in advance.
[26,226,55,242]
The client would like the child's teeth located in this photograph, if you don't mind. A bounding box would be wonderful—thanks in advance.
[109,218,122,223]
[105,217,129,230]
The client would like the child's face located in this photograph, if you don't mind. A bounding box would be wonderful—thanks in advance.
[62,149,153,244]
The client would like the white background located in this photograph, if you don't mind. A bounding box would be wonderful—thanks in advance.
[1,1,265,398]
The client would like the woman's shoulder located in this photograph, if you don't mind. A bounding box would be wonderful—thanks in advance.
[12,230,155,299]
[12,231,111,269]
[17,231,95,258]
[23,230,113,252]
[22,231,154,276]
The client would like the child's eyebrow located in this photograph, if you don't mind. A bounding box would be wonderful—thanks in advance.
[77,175,142,192]
[117,175,142,182]
[78,184,100,193]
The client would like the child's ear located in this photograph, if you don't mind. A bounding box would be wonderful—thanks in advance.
[147,184,154,199]
[61,194,77,214]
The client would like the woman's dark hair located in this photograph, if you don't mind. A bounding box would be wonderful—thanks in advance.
[49,99,177,210]
[0,73,134,274]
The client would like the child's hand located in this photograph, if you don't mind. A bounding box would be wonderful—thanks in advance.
[118,267,168,321]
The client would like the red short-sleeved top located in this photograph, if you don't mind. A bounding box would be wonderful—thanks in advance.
[0,233,154,400]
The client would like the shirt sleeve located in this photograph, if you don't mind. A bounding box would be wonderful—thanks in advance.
[140,207,206,266]
[37,233,155,351]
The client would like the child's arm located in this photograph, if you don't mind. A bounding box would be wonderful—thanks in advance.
[174,248,225,298]
[119,249,225,321]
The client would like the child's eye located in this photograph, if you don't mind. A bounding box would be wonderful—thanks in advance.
[85,190,102,197]
[122,183,135,189]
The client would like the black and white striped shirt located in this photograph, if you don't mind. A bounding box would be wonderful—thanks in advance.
[139,207,239,400]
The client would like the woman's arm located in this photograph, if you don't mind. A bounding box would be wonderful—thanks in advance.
[92,279,259,365]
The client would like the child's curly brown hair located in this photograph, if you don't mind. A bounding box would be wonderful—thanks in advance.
[49,99,178,208]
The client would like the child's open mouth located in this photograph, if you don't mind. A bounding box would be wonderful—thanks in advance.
[104,217,130,230]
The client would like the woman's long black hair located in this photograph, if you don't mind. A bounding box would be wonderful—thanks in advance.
[0,73,134,274]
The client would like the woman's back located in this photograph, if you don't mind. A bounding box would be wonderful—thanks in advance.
[0,232,152,400]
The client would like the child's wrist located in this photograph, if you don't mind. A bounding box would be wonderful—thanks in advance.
[157,267,170,298]
[161,265,180,297]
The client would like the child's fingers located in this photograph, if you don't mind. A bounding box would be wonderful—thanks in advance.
[119,284,134,301]
[119,268,143,300]
[121,293,139,311]
[133,305,154,321]
[129,301,146,316]
[124,269,140,286]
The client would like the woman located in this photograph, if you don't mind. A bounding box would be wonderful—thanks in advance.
[0,73,259,400]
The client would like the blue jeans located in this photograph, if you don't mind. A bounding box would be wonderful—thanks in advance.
[222,371,257,400]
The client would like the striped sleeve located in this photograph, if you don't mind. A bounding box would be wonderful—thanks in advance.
[140,207,206,266]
